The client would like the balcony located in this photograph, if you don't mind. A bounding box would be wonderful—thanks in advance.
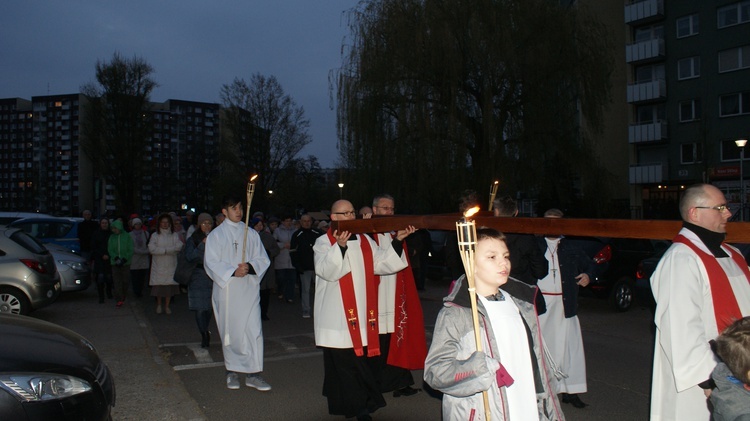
[625,0,664,25]
[627,79,666,103]
[629,120,668,143]
[625,38,665,63]
[630,163,666,184]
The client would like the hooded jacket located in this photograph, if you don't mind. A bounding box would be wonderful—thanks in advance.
[108,220,134,266]
[424,275,565,421]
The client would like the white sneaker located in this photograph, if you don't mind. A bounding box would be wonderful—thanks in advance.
[245,375,272,391]
[226,372,240,390]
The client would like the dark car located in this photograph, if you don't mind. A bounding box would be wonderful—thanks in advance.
[568,236,666,312]
[0,314,115,420]
[8,217,82,254]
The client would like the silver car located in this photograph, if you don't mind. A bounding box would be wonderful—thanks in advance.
[0,227,61,314]
[46,243,91,292]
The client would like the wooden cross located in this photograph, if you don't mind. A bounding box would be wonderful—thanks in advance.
[330,213,750,242]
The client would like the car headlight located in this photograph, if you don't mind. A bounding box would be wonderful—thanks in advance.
[0,373,92,401]
[60,260,86,271]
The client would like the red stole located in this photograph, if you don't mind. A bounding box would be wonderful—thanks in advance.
[374,234,428,370]
[327,231,380,357]
[674,235,750,332]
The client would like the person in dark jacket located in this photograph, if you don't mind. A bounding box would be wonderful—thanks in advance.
[252,217,280,321]
[90,218,113,304]
[186,213,214,347]
[290,213,324,318]
[537,208,595,408]
[493,195,548,314]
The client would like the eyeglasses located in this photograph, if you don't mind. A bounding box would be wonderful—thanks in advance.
[374,206,395,212]
[695,205,731,212]
[332,210,356,217]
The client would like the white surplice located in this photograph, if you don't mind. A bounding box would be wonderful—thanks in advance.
[650,228,750,421]
[479,295,537,421]
[538,237,587,394]
[313,233,407,349]
[204,219,270,374]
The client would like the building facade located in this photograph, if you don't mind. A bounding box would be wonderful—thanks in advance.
[626,0,750,219]
[0,95,243,217]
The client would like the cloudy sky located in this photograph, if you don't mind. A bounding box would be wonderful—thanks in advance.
[0,1,360,168]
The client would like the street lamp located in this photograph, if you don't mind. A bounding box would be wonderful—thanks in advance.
[736,139,748,221]
[337,182,344,199]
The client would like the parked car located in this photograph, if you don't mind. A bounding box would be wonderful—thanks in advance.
[8,217,81,254]
[0,313,115,420]
[567,236,667,312]
[0,212,54,227]
[0,227,60,315]
[45,243,91,292]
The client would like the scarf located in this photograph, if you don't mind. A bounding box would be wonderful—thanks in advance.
[373,234,427,369]
[674,234,750,332]
[327,231,380,357]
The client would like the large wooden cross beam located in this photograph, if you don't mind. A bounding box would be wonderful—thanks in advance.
[330,214,750,243]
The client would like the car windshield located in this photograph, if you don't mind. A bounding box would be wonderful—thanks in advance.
[10,230,50,254]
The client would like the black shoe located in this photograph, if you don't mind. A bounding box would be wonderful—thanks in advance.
[201,331,210,348]
[393,385,420,397]
[561,393,588,408]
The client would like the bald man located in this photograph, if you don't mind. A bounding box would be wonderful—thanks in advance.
[313,199,415,420]
[651,183,750,420]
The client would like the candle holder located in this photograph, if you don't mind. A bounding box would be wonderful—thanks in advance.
[488,180,499,211]
[455,206,490,420]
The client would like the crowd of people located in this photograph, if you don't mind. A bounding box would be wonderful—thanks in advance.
[76,182,750,420]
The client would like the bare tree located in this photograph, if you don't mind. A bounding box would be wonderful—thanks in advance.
[337,0,615,215]
[220,74,312,198]
[80,52,157,213]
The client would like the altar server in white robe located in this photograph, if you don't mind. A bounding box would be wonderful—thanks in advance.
[205,195,271,391]
[314,199,414,420]
[650,183,750,421]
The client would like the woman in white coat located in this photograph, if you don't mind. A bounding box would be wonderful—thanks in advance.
[149,213,183,314]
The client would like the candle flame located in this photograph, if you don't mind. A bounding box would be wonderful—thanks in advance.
[464,206,480,218]
[493,180,499,185]
[249,174,258,183]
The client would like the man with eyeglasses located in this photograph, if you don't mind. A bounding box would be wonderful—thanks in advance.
[369,194,426,399]
[313,199,415,421]
[650,183,750,421]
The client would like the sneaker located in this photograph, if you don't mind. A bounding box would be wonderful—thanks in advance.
[226,372,240,390]
[245,375,272,391]
[165,307,172,315]
[156,305,162,314]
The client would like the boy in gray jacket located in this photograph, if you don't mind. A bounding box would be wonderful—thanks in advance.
[424,228,564,420]
[710,316,750,421]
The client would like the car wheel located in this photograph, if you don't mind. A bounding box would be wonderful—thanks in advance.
[609,278,633,312]
[0,287,30,315]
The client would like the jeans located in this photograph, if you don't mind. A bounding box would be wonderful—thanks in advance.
[299,270,315,315]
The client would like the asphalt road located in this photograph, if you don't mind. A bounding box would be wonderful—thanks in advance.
[30,279,655,420]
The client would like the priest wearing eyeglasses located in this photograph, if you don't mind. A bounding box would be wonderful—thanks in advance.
[650,183,750,421]
[313,199,415,421]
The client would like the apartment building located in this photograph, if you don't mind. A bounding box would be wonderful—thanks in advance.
[626,0,750,219]
[0,95,228,216]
